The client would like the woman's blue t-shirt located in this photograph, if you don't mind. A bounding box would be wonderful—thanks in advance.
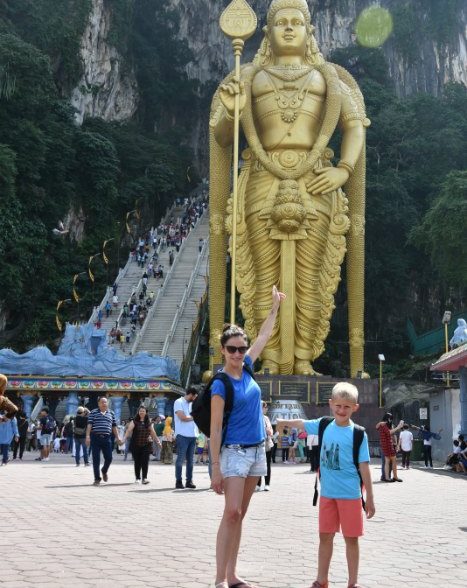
[211,355,265,445]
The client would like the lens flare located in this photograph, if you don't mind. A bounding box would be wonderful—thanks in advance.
[356,6,393,48]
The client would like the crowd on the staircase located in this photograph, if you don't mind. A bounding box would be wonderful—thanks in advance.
[99,196,207,351]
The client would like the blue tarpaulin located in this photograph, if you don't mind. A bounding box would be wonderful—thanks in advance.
[0,324,180,381]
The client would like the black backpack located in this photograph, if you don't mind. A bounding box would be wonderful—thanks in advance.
[44,415,56,434]
[191,363,255,440]
[312,416,366,509]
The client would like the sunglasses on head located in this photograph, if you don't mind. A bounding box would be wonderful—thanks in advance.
[225,345,248,355]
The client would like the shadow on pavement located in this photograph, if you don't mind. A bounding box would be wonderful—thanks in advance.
[129,487,210,493]
[45,482,135,488]
[413,467,467,480]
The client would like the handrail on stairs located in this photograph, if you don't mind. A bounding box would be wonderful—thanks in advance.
[130,211,206,356]
[161,238,209,357]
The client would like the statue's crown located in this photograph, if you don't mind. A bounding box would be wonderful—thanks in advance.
[267,0,311,28]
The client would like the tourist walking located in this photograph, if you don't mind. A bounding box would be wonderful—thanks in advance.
[86,397,122,486]
[38,408,56,462]
[122,406,161,484]
[257,402,273,491]
[398,424,413,469]
[174,387,199,489]
[210,285,285,588]
[0,410,18,465]
[13,411,28,460]
[161,416,174,464]
[73,407,89,466]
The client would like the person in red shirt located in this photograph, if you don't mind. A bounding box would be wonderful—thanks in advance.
[376,413,404,482]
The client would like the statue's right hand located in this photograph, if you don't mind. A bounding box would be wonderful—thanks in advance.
[219,81,246,120]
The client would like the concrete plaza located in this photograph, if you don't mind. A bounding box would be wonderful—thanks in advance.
[2,453,466,588]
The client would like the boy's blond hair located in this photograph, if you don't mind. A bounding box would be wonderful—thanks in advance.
[331,382,359,403]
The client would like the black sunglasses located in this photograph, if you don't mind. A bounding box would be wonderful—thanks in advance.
[225,345,248,355]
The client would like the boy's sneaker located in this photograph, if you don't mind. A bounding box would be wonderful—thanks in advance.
[142,479,149,485]
[264,485,270,491]
[175,480,184,489]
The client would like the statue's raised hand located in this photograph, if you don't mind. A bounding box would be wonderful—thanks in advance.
[306,167,350,195]
[219,80,246,120]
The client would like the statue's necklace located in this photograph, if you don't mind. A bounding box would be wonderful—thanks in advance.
[266,71,312,123]
[265,65,312,82]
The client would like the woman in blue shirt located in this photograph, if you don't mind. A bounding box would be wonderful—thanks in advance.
[210,286,285,588]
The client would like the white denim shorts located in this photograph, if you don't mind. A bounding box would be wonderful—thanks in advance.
[220,443,267,479]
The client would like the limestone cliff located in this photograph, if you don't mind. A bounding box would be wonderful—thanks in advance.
[167,0,467,97]
[71,0,138,124]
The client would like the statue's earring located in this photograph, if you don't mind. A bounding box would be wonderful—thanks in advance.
[260,38,272,65]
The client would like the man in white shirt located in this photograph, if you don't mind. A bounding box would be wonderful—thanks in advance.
[398,425,413,469]
[174,387,198,489]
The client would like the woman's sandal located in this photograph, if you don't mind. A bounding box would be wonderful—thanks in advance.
[310,582,329,588]
[215,583,228,588]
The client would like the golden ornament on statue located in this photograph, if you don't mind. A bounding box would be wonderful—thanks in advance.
[220,0,257,41]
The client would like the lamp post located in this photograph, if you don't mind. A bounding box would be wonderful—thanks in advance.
[378,353,385,408]
[442,310,452,387]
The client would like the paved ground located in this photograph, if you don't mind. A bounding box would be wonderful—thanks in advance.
[2,452,466,588]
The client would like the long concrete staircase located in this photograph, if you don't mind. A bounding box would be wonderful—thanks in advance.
[133,213,209,360]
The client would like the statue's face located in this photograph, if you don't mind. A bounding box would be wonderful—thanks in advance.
[269,8,307,57]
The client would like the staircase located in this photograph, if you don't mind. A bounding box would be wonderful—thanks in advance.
[134,213,209,359]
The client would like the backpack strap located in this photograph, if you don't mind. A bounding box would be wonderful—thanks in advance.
[313,417,334,506]
[353,424,366,509]
[209,373,234,445]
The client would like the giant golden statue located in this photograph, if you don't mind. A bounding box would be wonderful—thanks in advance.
[209,0,369,376]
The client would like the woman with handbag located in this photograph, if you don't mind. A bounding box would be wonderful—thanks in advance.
[257,402,274,491]
[122,406,161,484]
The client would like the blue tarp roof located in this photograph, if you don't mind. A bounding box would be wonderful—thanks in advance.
[0,324,180,382]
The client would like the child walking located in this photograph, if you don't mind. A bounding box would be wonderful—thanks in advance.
[277,382,375,588]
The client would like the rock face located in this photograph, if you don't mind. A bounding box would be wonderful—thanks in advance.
[70,0,138,125]
[167,0,467,97]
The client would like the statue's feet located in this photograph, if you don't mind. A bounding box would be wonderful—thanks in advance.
[294,360,321,376]
[260,360,279,375]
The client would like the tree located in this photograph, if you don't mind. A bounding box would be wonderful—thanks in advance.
[411,171,467,287]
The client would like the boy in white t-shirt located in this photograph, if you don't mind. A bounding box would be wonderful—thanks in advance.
[398,425,413,469]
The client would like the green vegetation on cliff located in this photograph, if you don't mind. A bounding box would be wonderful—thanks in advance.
[0,1,197,348]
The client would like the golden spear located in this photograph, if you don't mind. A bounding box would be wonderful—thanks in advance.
[219,0,257,324]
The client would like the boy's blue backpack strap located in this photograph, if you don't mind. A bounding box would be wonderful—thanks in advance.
[353,424,366,509]
[313,417,334,507]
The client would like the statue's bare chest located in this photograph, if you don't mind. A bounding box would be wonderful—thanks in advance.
[252,69,326,125]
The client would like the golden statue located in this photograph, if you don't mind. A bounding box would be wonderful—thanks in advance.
[209,0,369,376]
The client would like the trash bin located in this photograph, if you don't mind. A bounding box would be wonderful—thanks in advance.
[412,439,423,461]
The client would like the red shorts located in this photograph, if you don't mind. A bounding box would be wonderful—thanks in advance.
[319,497,364,537]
